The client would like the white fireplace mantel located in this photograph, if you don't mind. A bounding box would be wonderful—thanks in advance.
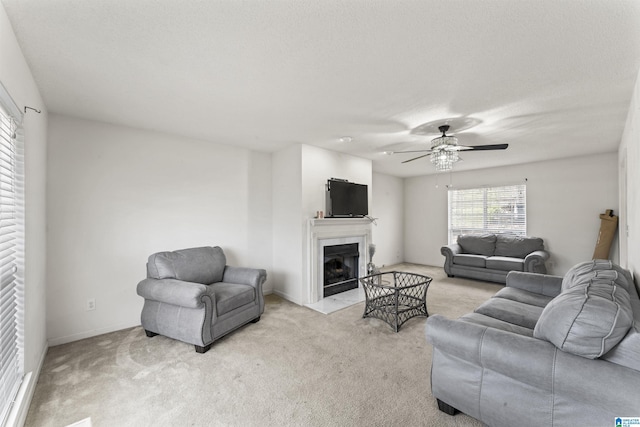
[305,218,373,305]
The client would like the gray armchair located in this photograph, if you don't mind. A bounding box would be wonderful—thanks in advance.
[136,246,266,353]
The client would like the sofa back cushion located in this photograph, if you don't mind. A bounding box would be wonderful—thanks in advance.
[562,260,638,299]
[494,235,544,258]
[147,246,226,284]
[457,234,496,256]
[533,278,633,359]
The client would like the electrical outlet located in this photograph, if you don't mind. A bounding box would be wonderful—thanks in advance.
[86,298,96,311]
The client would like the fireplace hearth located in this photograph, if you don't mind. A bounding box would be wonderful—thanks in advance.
[323,243,359,297]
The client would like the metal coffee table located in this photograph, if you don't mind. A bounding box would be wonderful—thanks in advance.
[359,271,432,332]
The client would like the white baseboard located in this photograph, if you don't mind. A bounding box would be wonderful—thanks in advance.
[48,321,139,347]
[271,289,301,305]
[5,342,48,427]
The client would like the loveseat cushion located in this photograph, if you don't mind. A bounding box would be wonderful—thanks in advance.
[494,235,544,258]
[474,298,543,330]
[457,234,496,256]
[533,279,634,359]
[493,287,555,308]
[459,312,535,337]
[486,256,524,272]
[453,254,487,268]
[148,246,226,284]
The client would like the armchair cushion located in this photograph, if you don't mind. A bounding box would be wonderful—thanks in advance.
[147,246,226,284]
[211,282,256,316]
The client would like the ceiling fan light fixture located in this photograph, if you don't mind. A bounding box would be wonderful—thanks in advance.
[430,125,459,171]
[431,150,458,171]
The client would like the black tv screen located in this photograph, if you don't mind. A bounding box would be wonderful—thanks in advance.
[326,179,368,217]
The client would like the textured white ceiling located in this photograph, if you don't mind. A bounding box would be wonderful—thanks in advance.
[3,0,640,177]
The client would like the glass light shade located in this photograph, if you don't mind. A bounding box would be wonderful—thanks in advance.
[430,135,459,171]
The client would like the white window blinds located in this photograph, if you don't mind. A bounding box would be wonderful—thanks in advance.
[0,87,24,426]
[448,184,526,244]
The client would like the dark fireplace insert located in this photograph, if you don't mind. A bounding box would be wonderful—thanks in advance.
[323,243,359,297]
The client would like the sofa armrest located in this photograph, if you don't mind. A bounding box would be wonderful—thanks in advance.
[222,266,267,291]
[426,315,557,390]
[441,244,462,276]
[524,250,550,273]
[441,243,462,257]
[137,278,215,309]
[506,271,563,297]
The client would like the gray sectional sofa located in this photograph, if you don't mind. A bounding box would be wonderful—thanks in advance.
[442,234,549,283]
[426,260,640,426]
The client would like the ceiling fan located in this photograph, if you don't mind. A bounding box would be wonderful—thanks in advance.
[387,125,508,171]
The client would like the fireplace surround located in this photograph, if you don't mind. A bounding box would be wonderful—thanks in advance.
[306,218,373,305]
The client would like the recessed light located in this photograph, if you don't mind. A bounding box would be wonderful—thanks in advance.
[339,136,353,143]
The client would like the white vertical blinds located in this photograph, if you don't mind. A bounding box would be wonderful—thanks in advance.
[0,99,23,426]
[448,184,527,244]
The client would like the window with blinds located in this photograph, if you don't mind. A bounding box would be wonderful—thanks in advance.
[448,184,526,244]
[0,95,23,426]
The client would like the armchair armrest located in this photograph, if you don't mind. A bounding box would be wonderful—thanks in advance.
[506,271,563,297]
[137,278,215,309]
[524,250,550,273]
[222,266,267,290]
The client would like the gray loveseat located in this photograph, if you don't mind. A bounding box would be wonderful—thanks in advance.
[426,260,640,426]
[442,234,549,283]
[137,246,266,353]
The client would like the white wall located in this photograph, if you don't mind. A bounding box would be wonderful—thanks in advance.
[47,114,272,345]
[371,172,404,267]
[404,153,619,276]
[271,144,303,303]
[300,144,372,218]
[620,65,640,284]
[271,144,373,304]
[0,3,48,425]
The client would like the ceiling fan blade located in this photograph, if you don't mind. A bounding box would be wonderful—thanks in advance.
[401,153,431,163]
[386,149,433,154]
[457,143,509,151]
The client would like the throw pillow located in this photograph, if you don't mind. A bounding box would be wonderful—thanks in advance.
[533,278,633,359]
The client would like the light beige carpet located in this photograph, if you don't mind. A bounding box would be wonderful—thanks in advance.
[25,264,502,427]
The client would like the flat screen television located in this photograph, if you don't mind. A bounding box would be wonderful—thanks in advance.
[326,179,368,217]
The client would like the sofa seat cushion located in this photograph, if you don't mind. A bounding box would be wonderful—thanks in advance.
[495,235,544,258]
[474,297,543,330]
[210,282,256,315]
[602,320,640,370]
[534,280,634,359]
[148,246,226,284]
[453,254,487,268]
[494,287,554,308]
[459,312,534,337]
[486,256,524,272]
[457,234,496,256]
